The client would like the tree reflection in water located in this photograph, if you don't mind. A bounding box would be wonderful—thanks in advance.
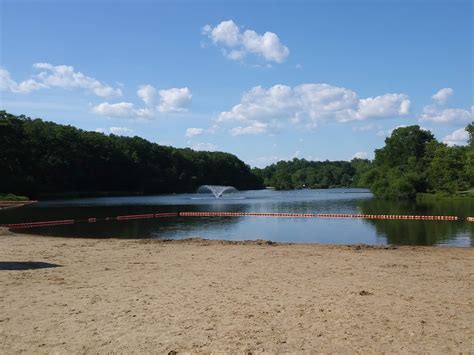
[357,199,474,246]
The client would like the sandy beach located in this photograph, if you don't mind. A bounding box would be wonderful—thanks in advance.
[0,228,473,354]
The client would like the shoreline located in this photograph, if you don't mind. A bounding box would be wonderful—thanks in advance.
[1,229,473,353]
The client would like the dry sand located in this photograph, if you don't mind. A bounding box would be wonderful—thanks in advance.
[0,227,473,354]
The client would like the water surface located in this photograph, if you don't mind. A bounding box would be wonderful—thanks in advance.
[0,189,472,246]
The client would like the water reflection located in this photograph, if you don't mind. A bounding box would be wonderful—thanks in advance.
[357,199,474,246]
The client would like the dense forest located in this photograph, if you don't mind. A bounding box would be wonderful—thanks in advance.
[252,159,371,190]
[359,124,473,200]
[0,111,263,198]
[254,124,473,199]
[1,111,472,200]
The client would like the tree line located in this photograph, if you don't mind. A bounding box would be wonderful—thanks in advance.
[0,111,263,198]
[1,111,472,200]
[252,158,371,190]
[253,124,473,199]
[359,124,473,199]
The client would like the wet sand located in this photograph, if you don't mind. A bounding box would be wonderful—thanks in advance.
[0,228,473,353]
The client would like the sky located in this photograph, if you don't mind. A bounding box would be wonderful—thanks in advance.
[0,0,472,167]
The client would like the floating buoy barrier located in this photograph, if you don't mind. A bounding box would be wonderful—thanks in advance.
[117,213,155,220]
[178,211,458,221]
[0,211,464,230]
[1,219,75,229]
[467,217,474,222]
[155,212,179,218]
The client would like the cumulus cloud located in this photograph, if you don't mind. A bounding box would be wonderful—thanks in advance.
[0,68,21,91]
[0,64,122,97]
[158,87,192,112]
[217,83,410,134]
[420,105,473,123]
[92,102,152,119]
[357,94,410,120]
[137,84,157,105]
[230,121,271,136]
[185,128,205,137]
[432,88,453,104]
[94,85,192,119]
[419,88,472,124]
[202,20,289,63]
[443,127,469,146]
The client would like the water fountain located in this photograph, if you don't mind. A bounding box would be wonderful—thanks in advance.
[196,185,238,199]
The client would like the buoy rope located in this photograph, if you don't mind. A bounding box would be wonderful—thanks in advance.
[1,212,472,230]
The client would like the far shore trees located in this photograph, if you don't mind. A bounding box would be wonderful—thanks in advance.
[1,111,472,200]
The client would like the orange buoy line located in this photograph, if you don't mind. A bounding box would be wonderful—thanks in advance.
[178,211,459,221]
[0,219,75,229]
[117,213,155,220]
[116,212,179,221]
[0,212,179,229]
[1,212,467,230]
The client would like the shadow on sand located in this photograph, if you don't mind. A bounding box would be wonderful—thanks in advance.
[0,261,61,271]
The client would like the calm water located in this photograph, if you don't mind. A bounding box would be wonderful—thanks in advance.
[1,188,473,246]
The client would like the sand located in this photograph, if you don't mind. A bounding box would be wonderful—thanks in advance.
[0,228,473,354]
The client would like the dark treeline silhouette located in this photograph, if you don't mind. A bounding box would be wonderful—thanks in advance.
[0,111,263,198]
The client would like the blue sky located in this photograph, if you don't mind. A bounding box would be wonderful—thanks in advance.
[1,0,472,167]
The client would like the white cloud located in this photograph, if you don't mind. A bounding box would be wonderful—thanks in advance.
[420,105,473,123]
[94,86,192,119]
[230,121,270,136]
[158,87,192,112]
[93,102,134,117]
[443,127,469,146]
[357,94,410,120]
[0,68,21,92]
[109,127,134,136]
[0,63,122,97]
[202,21,241,47]
[137,84,157,105]
[92,102,152,119]
[1,64,122,97]
[353,152,368,159]
[189,142,218,151]
[432,88,453,104]
[202,20,289,63]
[185,128,205,137]
[218,83,410,134]
[419,88,472,124]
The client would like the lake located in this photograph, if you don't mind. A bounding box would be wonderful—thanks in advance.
[0,188,472,246]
